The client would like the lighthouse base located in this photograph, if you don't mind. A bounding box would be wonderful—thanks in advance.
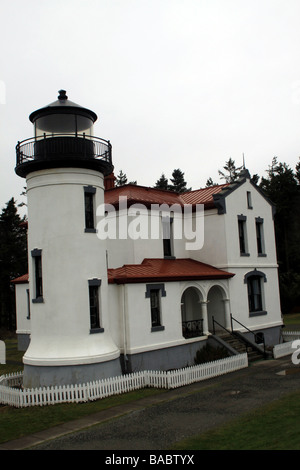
[23,358,122,389]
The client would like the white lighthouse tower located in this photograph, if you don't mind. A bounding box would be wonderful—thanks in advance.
[16,90,121,388]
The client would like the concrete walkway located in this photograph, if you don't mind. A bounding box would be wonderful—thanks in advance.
[1,355,299,450]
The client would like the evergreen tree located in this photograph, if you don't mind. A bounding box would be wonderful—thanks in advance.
[250,174,260,185]
[0,198,27,330]
[218,158,243,183]
[295,157,300,185]
[115,170,128,186]
[260,157,300,313]
[205,177,216,187]
[168,169,191,193]
[155,173,169,190]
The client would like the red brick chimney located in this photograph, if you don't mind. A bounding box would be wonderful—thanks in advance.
[104,172,116,190]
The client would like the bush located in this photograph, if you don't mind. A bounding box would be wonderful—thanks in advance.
[194,343,229,365]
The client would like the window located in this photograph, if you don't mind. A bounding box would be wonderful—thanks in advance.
[88,279,104,333]
[247,191,253,209]
[26,289,30,319]
[244,270,267,316]
[238,215,249,256]
[145,284,166,331]
[247,276,263,312]
[255,217,266,256]
[84,186,96,232]
[162,215,174,258]
[31,249,43,303]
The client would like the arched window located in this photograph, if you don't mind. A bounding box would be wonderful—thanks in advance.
[244,270,267,316]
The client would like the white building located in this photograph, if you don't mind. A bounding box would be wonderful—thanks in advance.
[13,92,283,387]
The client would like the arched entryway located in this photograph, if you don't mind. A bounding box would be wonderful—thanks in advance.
[181,287,204,338]
[207,285,229,333]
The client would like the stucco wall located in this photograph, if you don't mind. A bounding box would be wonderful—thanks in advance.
[24,168,120,372]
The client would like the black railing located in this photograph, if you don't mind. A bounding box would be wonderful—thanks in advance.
[212,316,231,336]
[182,319,203,339]
[16,133,112,167]
[230,314,267,358]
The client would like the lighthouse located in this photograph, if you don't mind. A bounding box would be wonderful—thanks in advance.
[15,90,121,388]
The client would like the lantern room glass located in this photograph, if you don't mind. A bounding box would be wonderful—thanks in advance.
[34,114,94,139]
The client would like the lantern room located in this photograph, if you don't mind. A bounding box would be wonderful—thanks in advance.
[30,89,97,138]
[15,90,113,178]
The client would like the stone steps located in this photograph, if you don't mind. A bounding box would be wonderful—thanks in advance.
[219,333,264,362]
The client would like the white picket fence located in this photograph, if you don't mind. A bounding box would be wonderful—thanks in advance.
[273,340,297,359]
[0,353,248,408]
[282,330,300,342]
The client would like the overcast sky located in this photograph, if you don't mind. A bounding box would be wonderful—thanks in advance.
[1,0,300,214]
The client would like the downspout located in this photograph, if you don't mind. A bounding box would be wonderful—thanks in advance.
[122,284,129,372]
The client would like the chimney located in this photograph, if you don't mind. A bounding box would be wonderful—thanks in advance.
[104,172,116,190]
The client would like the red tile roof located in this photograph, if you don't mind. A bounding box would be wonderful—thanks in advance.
[12,259,234,286]
[108,258,234,284]
[11,273,29,284]
[105,183,230,210]
[180,184,229,208]
[105,184,182,208]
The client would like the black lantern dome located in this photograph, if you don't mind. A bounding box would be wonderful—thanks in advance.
[16,90,113,178]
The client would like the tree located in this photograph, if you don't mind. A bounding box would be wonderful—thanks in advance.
[295,157,300,185]
[218,158,243,183]
[0,198,28,330]
[250,174,260,185]
[115,170,128,187]
[259,157,300,313]
[115,170,137,186]
[155,173,169,190]
[205,177,216,187]
[168,169,191,193]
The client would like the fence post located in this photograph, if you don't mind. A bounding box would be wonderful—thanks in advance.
[0,340,6,364]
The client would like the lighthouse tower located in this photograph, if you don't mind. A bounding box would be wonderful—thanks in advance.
[15,90,121,388]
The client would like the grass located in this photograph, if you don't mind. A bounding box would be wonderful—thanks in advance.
[0,387,163,444]
[0,335,164,444]
[171,390,300,450]
[283,312,300,327]
[1,315,300,447]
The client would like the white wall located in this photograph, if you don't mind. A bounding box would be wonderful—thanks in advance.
[221,179,282,330]
[24,167,120,367]
[15,282,31,337]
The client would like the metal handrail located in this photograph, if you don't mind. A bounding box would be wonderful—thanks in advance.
[212,316,231,336]
[230,314,267,357]
[16,133,112,167]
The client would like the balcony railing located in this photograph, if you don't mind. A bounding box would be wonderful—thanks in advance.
[16,134,112,168]
[182,319,204,339]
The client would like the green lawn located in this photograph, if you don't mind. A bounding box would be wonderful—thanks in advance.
[283,312,300,327]
[0,336,164,444]
[1,319,300,448]
[171,390,300,450]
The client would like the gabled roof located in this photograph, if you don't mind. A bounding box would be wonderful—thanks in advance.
[104,170,274,215]
[11,273,29,284]
[104,182,233,210]
[108,258,234,284]
[180,184,230,209]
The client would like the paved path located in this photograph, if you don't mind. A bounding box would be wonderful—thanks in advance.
[1,355,300,451]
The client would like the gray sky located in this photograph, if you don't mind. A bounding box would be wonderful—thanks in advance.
[1,0,300,214]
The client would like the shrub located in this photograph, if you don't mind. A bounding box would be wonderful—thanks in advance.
[194,343,230,365]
